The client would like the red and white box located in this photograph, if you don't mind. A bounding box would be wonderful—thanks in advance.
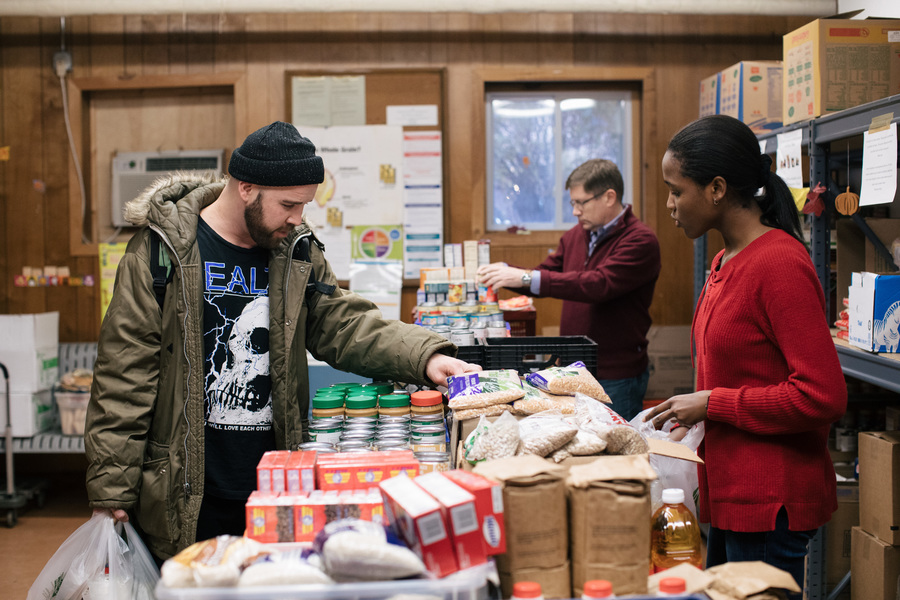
[317,450,419,491]
[256,450,291,493]
[380,474,459,577]
[245,490,303,543]
[414,472,488,569]
[443,469,507,555]
[286,450,317,493]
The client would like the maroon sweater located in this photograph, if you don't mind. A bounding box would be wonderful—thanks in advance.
[696,229,847,532]
[530,206,660,379]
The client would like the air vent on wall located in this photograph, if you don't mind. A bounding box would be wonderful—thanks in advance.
[111,149,224,227]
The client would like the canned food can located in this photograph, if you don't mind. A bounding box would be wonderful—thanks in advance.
[308,423,342,445]
[431,325,451,340]
[378,415,411,426]
[486,320,507,338]
[410,413,446,428]
[450,329,475,346]
[374,440,410,451]
[299,441,335,451]
[415,451,452,474]
[410,424,447,453]
[337,440,371,451]
[341,430,374,442]
[345,416,378,427]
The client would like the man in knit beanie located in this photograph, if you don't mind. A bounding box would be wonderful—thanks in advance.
[86,121,480,563]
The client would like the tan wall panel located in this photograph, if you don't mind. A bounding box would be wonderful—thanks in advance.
[0,12,805,342]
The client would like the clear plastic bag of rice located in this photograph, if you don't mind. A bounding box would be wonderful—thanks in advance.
[313,519,426,581]
[238,547,333,586]
[573,395,648,455]
[465,411,520,463]
[524,362,611,403]
[512,382,576,415]
[453,402,514,421]
[447,369,526,410]
[516,409,579,457]
[548,428,608,462]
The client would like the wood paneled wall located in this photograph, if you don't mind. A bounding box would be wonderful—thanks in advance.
[0,12,808,342]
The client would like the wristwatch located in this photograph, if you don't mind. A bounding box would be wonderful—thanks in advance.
[521,271,533,287]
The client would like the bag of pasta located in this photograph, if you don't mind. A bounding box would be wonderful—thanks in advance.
[524,362,610,403]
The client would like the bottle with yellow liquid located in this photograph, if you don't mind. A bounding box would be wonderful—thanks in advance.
[650,488,702,573]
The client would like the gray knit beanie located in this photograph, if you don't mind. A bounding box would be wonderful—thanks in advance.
[228,121,324,186]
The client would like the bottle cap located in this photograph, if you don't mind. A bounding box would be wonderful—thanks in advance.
[512,581,543,598]
[662,488,685,505]
[583,579,613,597]
[345,396,377,410]
[659,577,687,594]
[411,390,443,407]
[379,394,411,408]
[312,396,344,409]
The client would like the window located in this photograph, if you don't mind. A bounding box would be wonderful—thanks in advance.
[485,90,635,231]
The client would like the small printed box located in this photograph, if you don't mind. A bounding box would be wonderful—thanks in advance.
[292,488,387,542]
[245,491,300,543]
[443,469,507,555]
[286,450,317,493]
[380,474,459,577]
[256,450,291,493]
[415,472,487,570]
[848,272,900,353]
[699,71,720,117]
[0,312,59,393]
[316,450,419,491]
[719,60,783,132]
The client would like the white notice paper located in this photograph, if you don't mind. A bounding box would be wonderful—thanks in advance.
[776,129,804,189]
[387,105,439,127]
[291,75,366,127]
[310,225,352,281]
[402,131,444,279]
[860,122,898,207]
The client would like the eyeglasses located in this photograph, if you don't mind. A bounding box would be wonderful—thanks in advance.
[569,191,604,210]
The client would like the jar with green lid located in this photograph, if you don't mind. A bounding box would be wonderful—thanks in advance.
[344,395,378,419]
[410,390,444,417]
[410,425,447,453]
[362,381,395,396]
[311,395,345,419]
[378,393,411,417]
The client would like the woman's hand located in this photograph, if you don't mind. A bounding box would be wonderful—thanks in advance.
[643,390,711,430]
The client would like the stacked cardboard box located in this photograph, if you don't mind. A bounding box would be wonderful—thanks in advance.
[852,432,900,600]
[697,61,783,133]
[0,312,59,436]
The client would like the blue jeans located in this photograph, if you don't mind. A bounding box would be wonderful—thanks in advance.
[596,367,649,421]
[706,508,816,600]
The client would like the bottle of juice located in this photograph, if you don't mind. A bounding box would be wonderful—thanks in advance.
[650,487,702,573]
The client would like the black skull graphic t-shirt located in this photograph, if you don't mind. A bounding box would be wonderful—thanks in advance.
[198,218,274,500]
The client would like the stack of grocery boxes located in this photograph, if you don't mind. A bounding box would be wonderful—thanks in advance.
[853,431,900,600]
[246,448,508,581]
[697,61,783,133]
[0,312,59,436]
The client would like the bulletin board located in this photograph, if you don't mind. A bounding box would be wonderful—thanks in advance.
[285,69,446,284]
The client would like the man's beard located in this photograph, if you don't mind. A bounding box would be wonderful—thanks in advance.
[244,192,285,250]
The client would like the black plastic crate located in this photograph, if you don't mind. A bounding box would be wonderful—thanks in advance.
[481,335,597,376]
[454,344,485,366]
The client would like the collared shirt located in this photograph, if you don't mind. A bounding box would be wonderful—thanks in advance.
[531,206,627,293]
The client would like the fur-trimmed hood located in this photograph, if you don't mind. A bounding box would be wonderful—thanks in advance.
[123,171,225,228]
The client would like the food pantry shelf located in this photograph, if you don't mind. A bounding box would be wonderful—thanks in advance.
[833,336,900,394]
[0,432,84,454]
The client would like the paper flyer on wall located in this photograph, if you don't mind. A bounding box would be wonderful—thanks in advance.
[403,131,444,279]
[99,243,127,320]
[860,122,898,207]
[299,125,404,226]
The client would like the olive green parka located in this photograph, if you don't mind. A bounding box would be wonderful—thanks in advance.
[84,173,453,559]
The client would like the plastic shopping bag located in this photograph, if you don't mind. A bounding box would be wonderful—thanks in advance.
[27,511,160,600]
[631,407,705,517]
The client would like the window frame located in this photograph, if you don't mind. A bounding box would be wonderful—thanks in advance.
[485,89,636,232]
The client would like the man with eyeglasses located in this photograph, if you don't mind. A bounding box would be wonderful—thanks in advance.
[477,159,660,420]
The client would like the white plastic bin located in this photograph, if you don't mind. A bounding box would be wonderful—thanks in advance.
[55,390,89,435]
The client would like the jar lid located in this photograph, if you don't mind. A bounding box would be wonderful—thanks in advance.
[312,396,344,409]
[345,396,377,410]
[583,580,613,598]
[659,577,686,594]
[411,390,443,407]
[379,394,411,408]
[511,581,542,599]
[328,382,361,391]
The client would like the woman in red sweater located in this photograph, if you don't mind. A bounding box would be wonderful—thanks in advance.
[646,115,847,596]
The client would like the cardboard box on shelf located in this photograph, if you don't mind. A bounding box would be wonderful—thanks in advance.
[645,325,694,400]
[0,390,55,437]
[886,405,900,431]
[0,312,59,393]
[472,456,568,573]
[823,482,859,592]
[699,72,720,117]
[847,272,900,353]
[858,431,900,544]
[851,526,900,600]
[836,218,900,305]
[719,61,783,133]
[499,561,571,600]
[567,454,658,597]
[414,472,487,570]
[783,15,900,125]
